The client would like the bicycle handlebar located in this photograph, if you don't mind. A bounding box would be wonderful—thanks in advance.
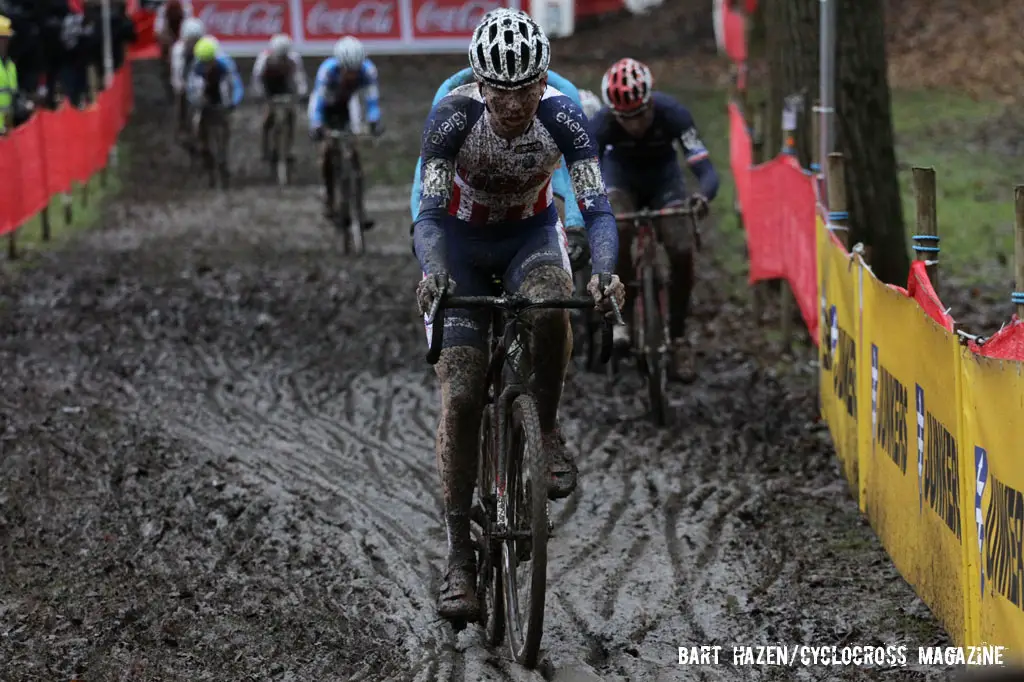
[424,274,624,366]
[269,94,296,104]
[614,206,697,221]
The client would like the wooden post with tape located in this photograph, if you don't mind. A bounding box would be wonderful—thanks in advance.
[912,167,939,296]
[779,93,804,347]
[1014,186,1024,319]
[826,153,848,248]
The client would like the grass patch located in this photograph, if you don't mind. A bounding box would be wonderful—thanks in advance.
[7,145,126,265]
[891,90,1015,287]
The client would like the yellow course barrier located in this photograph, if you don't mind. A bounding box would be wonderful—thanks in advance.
[961,352,1024,653]
[856,257,971,644]
[817,219,861,502]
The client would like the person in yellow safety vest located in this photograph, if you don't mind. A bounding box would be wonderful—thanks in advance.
[0,15,17,134]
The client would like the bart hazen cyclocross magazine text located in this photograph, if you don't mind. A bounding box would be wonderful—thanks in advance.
[678,645,1007,667]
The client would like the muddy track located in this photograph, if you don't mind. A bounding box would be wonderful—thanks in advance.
[0,60,955,682]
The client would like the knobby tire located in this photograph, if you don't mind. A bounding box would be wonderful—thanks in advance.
[346,146,365,255]
[477,407,506,647]
[642,265,669,426]
[501,393,547,668]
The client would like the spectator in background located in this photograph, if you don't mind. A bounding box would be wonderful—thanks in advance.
[59,0,89,107]
[0,0,39,101]
[82,0,135,85]
[0,13,32,132]
[0,14,16,132]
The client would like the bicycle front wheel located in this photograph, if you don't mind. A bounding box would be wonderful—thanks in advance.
[501,393,547,668]
[642,265,669,426]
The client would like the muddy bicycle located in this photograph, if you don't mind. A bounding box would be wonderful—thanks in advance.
[611,206,700,426]
[424,274,621,668]
[196,99,231,190]
[267,94,297,186]
[323,128,375,255]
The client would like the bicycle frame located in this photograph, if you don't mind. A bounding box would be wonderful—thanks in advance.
[615,206,699,350]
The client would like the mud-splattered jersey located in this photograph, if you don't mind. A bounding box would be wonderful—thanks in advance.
[308,57,380,130]
[251,50,308,98]
[413,84,617,276]
[591,92,710,167]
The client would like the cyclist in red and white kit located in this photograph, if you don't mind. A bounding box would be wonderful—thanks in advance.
[590,58,720,382]
[251,34,309,164]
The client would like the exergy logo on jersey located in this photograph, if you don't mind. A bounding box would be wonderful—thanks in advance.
[916,385,926,512]
[975,446,988,597]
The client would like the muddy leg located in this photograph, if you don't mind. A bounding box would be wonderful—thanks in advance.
[434,346,487,620]
[518,265,576,498]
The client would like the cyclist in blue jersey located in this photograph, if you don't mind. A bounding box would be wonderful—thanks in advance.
[409,66,590,267]
[186,36,244,174]
[591,57,720,383]
[308,36,384,226]
[413,8,624,622]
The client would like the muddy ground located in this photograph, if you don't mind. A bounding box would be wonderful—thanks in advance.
[0,51,963,681]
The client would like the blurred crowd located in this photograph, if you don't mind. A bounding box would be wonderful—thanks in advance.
[0,0,136,133]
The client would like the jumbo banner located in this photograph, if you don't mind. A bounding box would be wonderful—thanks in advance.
[859,269,971,644]
[818,219,859,500]
[961,353,1024,652]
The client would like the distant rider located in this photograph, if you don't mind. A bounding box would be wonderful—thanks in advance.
[252,33,309,165]
[186,36,244,171]
[308,36,383,227]
[578,88,602,120]
[409,67,590,268]
[590,58,719,382]
[413,8,623,622]
[170,16,204,147]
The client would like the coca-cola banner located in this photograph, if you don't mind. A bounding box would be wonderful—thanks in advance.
[181,0,519,55]
[411,0,506,39]
[302,0,402,42]
[130,0,631,59]
[193,0,295,49]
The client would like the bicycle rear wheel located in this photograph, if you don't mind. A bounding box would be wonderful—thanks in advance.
[641,265,669,426]
[476,405,505,647]
[346,147,365,255]
[500,393,547,668]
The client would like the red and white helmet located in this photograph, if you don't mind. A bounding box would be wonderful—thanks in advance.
[601,58,653,115]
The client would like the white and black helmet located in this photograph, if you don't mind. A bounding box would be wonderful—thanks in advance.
[334,36,365,70]
[181,17,204,41]
[468,8,550,90]
[579,89,602,118]
[269,33,291,56]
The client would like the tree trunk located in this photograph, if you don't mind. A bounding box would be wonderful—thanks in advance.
[765,0,909,284]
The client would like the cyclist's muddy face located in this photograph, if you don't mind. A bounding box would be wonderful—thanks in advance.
[480,77,548,139]
[0,36,9,58]
[615,107,654,138]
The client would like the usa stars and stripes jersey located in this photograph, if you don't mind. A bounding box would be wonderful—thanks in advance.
[413,84,618,277]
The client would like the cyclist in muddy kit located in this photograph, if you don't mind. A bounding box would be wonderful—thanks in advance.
[590,58,720,383]
[251,33,309,165]
[307,36,383,227]
[412,8,625,622]
[409,66,591,269]
[170,17,204,149]
[186,36,244,170]
[155,0,192,94]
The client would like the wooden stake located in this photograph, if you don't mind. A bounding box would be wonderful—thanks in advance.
[779,100,800,347]
[826,153,849,249]
[751,102,766,324]
[7,230,16,260]
[912,167,939,295]
[1014,186,1024,319]
[41,207,51,243]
